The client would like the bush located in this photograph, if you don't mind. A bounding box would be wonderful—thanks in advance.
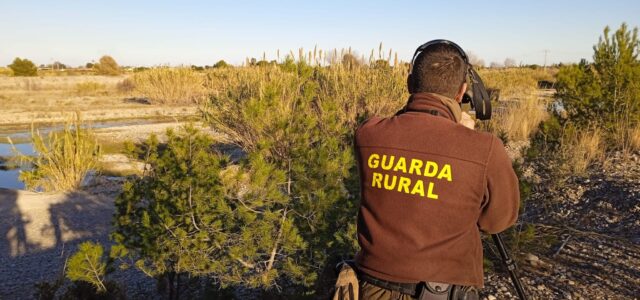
[93,55,122,75]
[9,115,100,192]
[116,78,135,93]
[132,68,204,104]
[8,57,38,76]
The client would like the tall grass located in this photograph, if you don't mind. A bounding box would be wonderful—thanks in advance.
[9,115,101,192]
[74,81,108,96]
[486,95,549,142]
[203,58,408,146]
[479,68,556,100]
[562,127,604,174]
[609,117,640,155]
[132,68,204,104]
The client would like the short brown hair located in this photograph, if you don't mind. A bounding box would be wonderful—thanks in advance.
[410,44,466,98]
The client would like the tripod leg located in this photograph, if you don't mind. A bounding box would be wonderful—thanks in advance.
[491,234,528,300]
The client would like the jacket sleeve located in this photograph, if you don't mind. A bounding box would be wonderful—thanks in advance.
[478,136,520,234]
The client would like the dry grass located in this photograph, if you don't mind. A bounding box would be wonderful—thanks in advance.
[487,95,549,142]
[203,59,408,145]
[74,81,108,96]
[0,74,198,125]
[562,127,604,174]
[132,68,205,104]
[629,125,640,152]
[607,116,640,155]
[479,68,556,100]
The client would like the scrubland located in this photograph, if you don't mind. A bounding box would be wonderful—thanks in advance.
[3,24,640,298]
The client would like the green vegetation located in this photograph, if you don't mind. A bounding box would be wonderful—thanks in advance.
[9,116,100,192]
[114,126,298,298]
[213,60,229,68]
[93,55,122,75]
[34,241,126,299]
[8,57,38,76]
[66,241,108,292]
[556,23,640,153]
[16,23,637,298]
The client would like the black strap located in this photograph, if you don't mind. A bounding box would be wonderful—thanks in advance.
[359,271,420,296]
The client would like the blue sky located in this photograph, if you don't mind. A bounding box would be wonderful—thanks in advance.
[1,1,638,67]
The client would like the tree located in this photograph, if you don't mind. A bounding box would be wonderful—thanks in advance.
[342,53,361,69]
[372,59,390,69]
[94,55,121,75]
[204,65,383,295]
[556,23,640,129]
[504,57,517,68]
[8,57,37,76]
[66,242,108,292]
[213,60,229,68]
[51,61,67,70]
[112,126,309,298]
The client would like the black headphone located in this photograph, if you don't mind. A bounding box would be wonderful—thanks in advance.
[407,39,491,120]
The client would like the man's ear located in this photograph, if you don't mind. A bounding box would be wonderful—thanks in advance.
[407,75,413,94]
[455,82,467,103]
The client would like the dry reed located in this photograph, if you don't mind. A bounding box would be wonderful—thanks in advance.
[132,68,204,104]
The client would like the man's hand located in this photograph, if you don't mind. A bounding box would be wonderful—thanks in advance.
[460,112,475,129]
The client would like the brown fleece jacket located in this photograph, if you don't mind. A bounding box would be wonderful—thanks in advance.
[354,92,520,287]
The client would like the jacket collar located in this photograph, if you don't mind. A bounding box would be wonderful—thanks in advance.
[402,92,462,123]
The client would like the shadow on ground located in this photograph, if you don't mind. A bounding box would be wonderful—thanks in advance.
[0,188,152,299]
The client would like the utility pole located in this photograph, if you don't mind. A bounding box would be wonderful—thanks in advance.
[543,49,550,69]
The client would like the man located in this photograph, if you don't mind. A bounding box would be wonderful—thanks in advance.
[353,41,520,299]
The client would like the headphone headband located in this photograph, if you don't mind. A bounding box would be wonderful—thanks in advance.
[407,39,492,120]
[409,39,470,75]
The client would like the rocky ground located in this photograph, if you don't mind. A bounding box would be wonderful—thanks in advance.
[481,151,640,300]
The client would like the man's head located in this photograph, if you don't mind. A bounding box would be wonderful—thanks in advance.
[407,43,468,101]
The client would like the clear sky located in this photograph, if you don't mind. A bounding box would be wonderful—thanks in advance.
[1,1,638,67]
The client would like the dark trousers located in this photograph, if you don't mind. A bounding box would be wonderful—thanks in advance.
[360,281,416,300]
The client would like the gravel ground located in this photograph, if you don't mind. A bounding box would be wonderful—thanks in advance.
[480,151,640,300]
[0,184,157,299]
